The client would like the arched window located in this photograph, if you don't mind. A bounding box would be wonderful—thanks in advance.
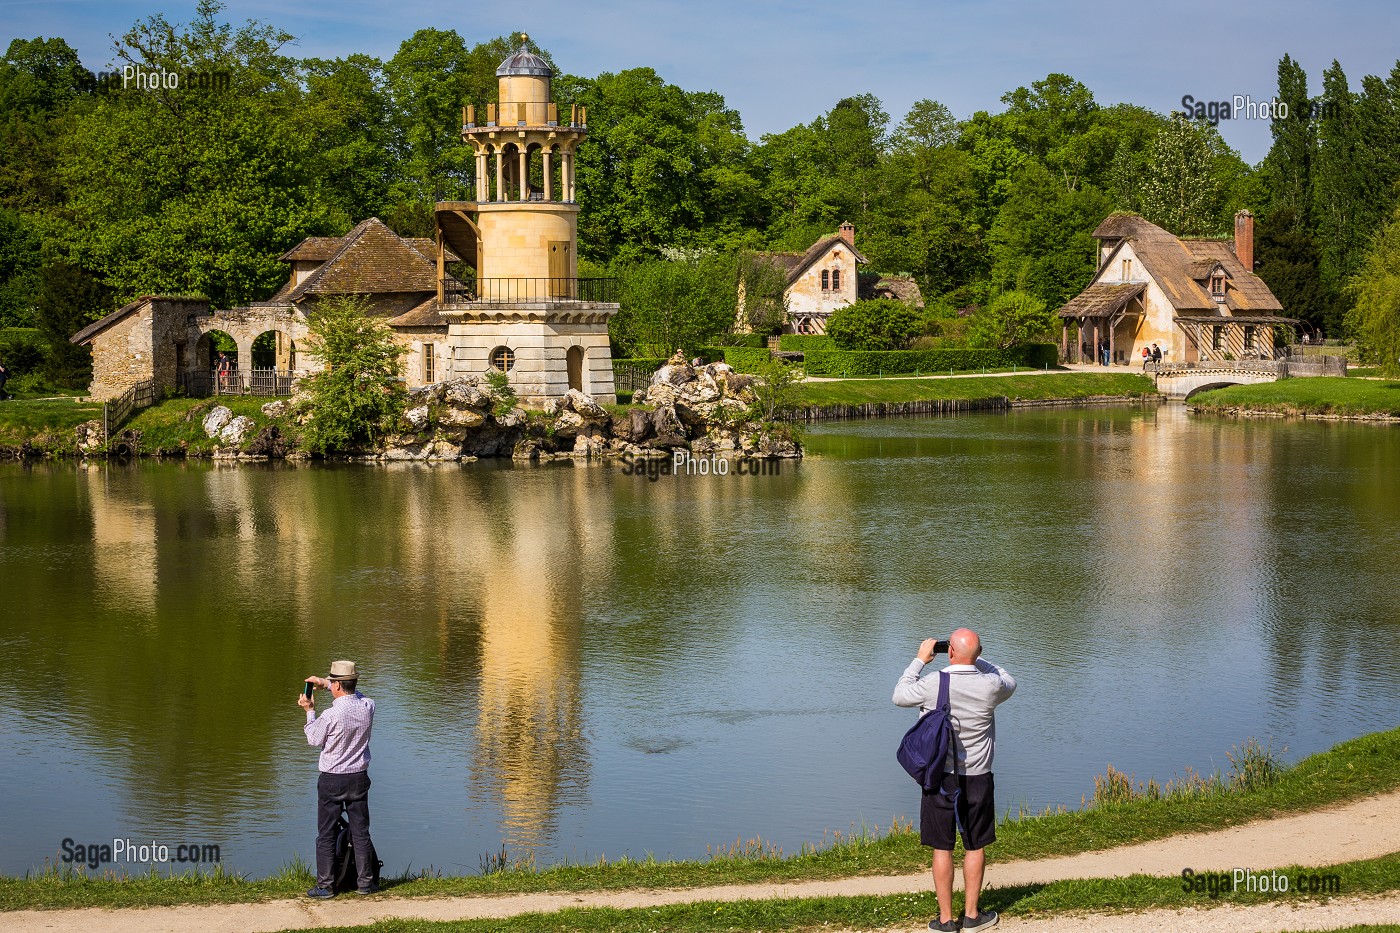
[821,270,830,290]
[490,346,515,372]
[831,269,841,290]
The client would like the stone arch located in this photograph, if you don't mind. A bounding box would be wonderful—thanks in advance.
[566,345,584,392]
[195,329,238,372]
[250,329,296,371]
[1182,380,1243,400]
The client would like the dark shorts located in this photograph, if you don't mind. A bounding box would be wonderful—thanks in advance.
[920,772,996,851]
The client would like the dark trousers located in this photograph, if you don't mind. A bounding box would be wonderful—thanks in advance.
[315,770,372,889]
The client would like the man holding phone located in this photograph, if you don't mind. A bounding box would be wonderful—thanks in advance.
[893,629,1016,932]
[298,659,376,898]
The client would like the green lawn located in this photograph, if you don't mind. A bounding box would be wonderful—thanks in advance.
[0,395,102,450]
[793,372,1157,408]
[4,725,1398,911]
[121,396,292,455]
[1191,377,1400,417]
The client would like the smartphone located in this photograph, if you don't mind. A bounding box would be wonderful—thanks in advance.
[934,640,950,655]
[303,682,314,699]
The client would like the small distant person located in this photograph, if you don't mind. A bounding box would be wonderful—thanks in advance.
[894,629,1016,932]
[1151,343,1162,365]
[1302,333,1311,345]
[0,358,10,400]
[1099,339,1110,366]
[1141,346,1152,370]
[299,660,377,898]
[216,352,232,392]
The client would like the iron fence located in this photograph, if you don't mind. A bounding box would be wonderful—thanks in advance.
[181,368,296,397]
[443,277,617,304]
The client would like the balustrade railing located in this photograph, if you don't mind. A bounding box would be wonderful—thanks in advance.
[443,277,617,305]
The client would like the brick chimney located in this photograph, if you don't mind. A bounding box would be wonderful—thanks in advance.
[1234,210,1255,271]
[837,221,855,247]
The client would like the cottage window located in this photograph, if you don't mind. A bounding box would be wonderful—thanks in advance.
[1244,326,1256,350]
[1121,259,1131,281]
[821,270,830,291]
[1211,274,1225,297]
[423,343,435,383]
[1212,326,1224,352]
[490,346,515,372]
[832,269,841,290]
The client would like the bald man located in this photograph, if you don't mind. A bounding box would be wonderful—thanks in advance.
[893,628,1016,932]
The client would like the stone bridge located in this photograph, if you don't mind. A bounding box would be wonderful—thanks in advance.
[1148,356,1347,400]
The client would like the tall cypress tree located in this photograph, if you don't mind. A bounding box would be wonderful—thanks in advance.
[1313,61,1365,313]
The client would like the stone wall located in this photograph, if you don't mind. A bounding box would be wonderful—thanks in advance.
[785,243,859,333]
[87,297,211,401]
[445,310,616,405]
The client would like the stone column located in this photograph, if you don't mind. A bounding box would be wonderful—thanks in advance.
[495,150,504,202]
[543,149,553,201]
[518,147,528,201]
[476,152,487,201]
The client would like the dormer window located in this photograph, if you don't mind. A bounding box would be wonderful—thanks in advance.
[1210,273,1226,298]
[1121,259,1131,281]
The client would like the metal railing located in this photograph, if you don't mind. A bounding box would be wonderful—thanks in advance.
[103,378,157,439]
[443,277,617,305]
[181,368,296,397]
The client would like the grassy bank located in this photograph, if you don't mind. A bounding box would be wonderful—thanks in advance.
[1191,377,1400,417]
[220,851,1400,932]
[792,372,1156,408]
[121,396,294,455]
[0,396,102,451]
[4,725,1398,911]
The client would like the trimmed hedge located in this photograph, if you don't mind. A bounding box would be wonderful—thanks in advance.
[612,357,668,373]
[710,333,768,349]
[778,334,835,352]
[718,347,773,373]
[802,344,1058,376]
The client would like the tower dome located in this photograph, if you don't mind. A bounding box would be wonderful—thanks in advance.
[496,34,552,77]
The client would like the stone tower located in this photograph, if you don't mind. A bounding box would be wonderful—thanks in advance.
[435,34,617,406]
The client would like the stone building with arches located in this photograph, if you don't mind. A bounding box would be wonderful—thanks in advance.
[73,35,619,407]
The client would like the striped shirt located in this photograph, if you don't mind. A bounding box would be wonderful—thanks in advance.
[304,692,374,774]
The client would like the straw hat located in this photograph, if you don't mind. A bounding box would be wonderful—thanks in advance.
[328,660,359,681]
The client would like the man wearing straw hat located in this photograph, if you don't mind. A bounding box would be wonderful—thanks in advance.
[299,659,376,897]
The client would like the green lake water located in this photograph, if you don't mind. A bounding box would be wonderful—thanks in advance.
[2,403,1398,877]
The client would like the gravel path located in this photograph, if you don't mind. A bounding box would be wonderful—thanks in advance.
[3,789,1397,933]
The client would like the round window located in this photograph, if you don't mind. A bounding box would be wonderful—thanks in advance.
[490,346,515,372]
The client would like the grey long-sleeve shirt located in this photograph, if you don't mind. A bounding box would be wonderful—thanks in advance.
[892,657,1016,776]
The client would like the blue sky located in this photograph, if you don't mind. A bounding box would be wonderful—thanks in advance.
[4,0,1399,163]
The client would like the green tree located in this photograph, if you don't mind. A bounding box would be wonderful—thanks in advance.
[1135,116,1226,236]
[1345,207,1400,372]
[610,254,737,357]
[826,298,922,351]
[1313,60,1366,299]
[54,0,335,307]
[34,261,111,387]
[749,357,802,422]
[1256,206,1331,330]
[967,290,1056,350]
[300,294,408,452]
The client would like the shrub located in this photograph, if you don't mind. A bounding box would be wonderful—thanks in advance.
[0,327,46,376]
[801,345,1058,376]
[778,334,835,352]
[750,357,803,422]
[967,290,1058,350]
[827,298,924,351]
[720,347,773,373]
[299,295,408,453]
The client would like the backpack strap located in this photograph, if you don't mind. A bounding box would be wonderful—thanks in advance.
[936,670,950,711]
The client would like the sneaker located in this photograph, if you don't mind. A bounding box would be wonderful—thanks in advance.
[306,886,336,899]
[962,909,998,930]
[356,883,381,895]
[928,919,961,932]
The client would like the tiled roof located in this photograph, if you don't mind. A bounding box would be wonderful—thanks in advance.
[859,273,925,308]
[1181,239,1282,312]
[755,234,868,287]
[283,218,441,302]
[1058,282,1146,319]
[71,297,152,345]
[387,297,448,327]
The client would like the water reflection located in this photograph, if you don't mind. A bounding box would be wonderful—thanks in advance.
[3,408,1400,876]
